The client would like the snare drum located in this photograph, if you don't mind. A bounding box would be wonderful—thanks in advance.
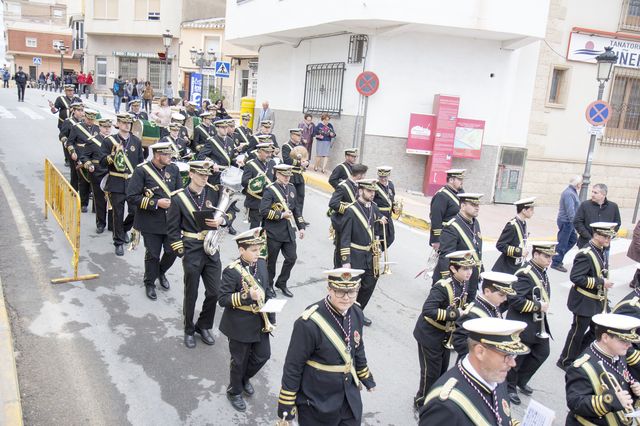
[220,166,243,192]
[132,119,161,147]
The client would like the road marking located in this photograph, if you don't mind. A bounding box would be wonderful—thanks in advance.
[17,106,44,119]
[0,106,16,119]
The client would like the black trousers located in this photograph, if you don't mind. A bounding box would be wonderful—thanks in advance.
[333,232,342,268]
[142,233,177,288]
[89,173,107,229]
[17,83,25,100]
[61,141,70,165]
[355,269,378,310]
[507,337,550,392]
[108,192,135,246]
[559,314,594,367]
[297,398,358,426]
[69,166,91,207]
[293,180,305,216]
[3,80,8,88]
[227,334,271,395]
[415,339,450,407]
[183,249,221,335]
[248,208,262,229]
[267,238,297,288]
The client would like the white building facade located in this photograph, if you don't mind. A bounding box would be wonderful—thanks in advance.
[226,0,550,198]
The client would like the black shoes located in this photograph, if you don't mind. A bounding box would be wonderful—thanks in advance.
[518,384,533,396]
[243,381,254,396]
[550,264,568,272]
[265,286,277,299]
[96,225,105,234]
[227,392,246,412]
[124,233,130,244]
[145,286,157,300]
[363,316,372,327]
[184,334,196,349]
[115,244,124,256]
[195,326,215,345]
[509,392,521,405]
[81,205,88,213]
[159,274,170,290]
[276,284,293,298]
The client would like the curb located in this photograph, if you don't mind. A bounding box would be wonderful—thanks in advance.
[0,277,23,426]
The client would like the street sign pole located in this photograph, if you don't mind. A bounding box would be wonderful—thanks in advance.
[579,82,606,201]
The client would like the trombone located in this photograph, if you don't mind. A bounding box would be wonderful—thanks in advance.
[532,287,550,339]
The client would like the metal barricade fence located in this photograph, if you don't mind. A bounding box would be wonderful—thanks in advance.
[44,158,99,284]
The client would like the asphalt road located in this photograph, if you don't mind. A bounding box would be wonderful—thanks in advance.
[0,86,638,425]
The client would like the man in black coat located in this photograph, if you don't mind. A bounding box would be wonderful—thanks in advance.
[127,99,148,120]
[64,105,95,211]
[241,143,275,229]
[277,268,376,425]
[14,66,28,101]
[192,111,215,154]
[493,197,535,274]
[373,165,397,248]
[126,142,182,300]
[259,164,306,298]
[79,117,111,234]
[506,241,556,405]
[429,169,465,249]
[281,129,309,216]
[574,183,621,248]
[558,222,617,369]
[328,148,358,189]
[49,84,82,167]
[218,227,274,412]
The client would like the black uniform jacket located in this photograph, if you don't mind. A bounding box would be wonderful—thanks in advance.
[338,201,383,268]
[79,132,108,178]
[328,179,358,232]
[492,217,527,274]
[241,158,275,209]
[565,344,631,426]
[53,95,82,128]
[281,141,306,185]
[506,261,551,342]
[99,134,144,194]
[159,134,190,159]
[567,242,609,316]
[59,116,80,147]
[192,123,214,153]
[429,185,463,245]
[278,299,375,420]
[373,180,396,248]
[413,277,469,347]
[218,258,273,343]
[328,161,352,190]
[234,126,252,151]
[612,289,640,381]
[130,111,148,121]
[259,182,305,243]
[126,162,182,234]
[197,133,234,167]
[452,296,501,357]
[420,359,517,426]
[68,121,100,162]
[253,131,278,149]
[436,215,482,300]
[574,199,621,248]
[166,183,222,258]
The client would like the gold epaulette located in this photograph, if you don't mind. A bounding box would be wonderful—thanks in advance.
[172,188,184,194]
[435,277,452,287]
[443,218,455,226]
[301,305,319,320]
[226,259,241,270]
[509,218,517,226]
[205,182,219,191]
[578,247,591,255]
[573,354,590,368]
[515,265,532,276]
[439,378,458,400]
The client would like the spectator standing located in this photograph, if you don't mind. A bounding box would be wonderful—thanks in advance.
[151,96,172,127]
[257,100,275,129]
[85,72,94,98]
[14,66,28,101]
[135,78,144,100]
[573,183,621,248]
[551,175,582,272]
[313,113,336,173]
[628,221,640,288]
[164,81,173,106]
[213,99,229,119]
[38,72,46,89]
[71,71,78,91]
[78,71,86,94]
[142,81,154,113]
[113,75,125,113]
[64,73,73,86]
[298,113,315,160]
[2,66,10,88]
[123,80,133,105]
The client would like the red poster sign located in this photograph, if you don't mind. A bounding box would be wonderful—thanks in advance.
[406,113,435,155]
[424,95,460,196]
[453,118,484,159]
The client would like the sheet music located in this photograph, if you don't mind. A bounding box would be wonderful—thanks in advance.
[260,299,287,313]
[522,399,555,426]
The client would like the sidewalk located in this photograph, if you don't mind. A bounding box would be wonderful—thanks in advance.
[304,170,634,241]
[0,277,23,426]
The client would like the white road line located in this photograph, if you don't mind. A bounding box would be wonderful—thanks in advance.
[17,106,44,120]
[0,106,16,119]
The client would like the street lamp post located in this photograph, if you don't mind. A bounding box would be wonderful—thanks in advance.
[57,43,66,91]
[189,47,216,101]
[162,30,173,93]
[579,46,619,201]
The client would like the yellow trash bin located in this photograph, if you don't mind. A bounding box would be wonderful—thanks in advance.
[240,97,256,130]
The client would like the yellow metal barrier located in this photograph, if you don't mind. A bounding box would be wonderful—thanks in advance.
[44,158,99,284]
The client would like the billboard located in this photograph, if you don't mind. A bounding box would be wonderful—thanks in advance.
[454,118,484,159]
[406,113,435,155]
[189,72,203,109]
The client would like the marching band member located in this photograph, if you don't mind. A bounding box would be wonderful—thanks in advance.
[281,128,309,217]
[100,113,144,256]
[235,113,253,152]
[197,118,235,185]
[328,148,358,189]
[218,227,273,412]
[565,313,640,425]
[253,120,279,154]
[49,84,82,167]
[166,160,225,348]
[67,107,99,213]
[420,317,528,426]
[277,268,376,425]
[241,143,275,229]
[492,197,536,274]
[429,169,465,251]
[126,142,182,300]
[192,110,214,154]
[259,164,306,298]
[160,122,190,159]
[373,166,397,248]
[612,285,640,380]
[128,99,148,120]
[558,222,617,370]
[506,241,557,404]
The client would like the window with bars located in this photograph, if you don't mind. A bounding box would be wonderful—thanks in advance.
[148,59,172,91]
[303,62,345,116]
[348,35,368,64]
[603,67,640,148]
[620,0,640,31]
[118,58,138,81]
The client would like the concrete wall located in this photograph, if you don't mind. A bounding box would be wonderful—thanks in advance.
[182,0,225,22]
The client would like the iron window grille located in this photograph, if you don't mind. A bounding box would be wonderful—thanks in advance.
[348,34,368,64]
[303,62,346,116]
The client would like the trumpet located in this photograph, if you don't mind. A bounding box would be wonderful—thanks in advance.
[275,412,290,426]
[240,268,275,333]
[598,284,609,314]
[381,219,392,275]
[532,287,550,339]
[391,198,404,220]
[597,360,640,423]
[443,298,474,350]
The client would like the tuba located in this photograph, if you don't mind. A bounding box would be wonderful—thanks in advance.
[203,167,243,256]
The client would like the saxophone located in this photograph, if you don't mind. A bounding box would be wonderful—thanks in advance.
[239,267,275,333]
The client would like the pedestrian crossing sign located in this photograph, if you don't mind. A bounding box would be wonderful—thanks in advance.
[214,61,231,78]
